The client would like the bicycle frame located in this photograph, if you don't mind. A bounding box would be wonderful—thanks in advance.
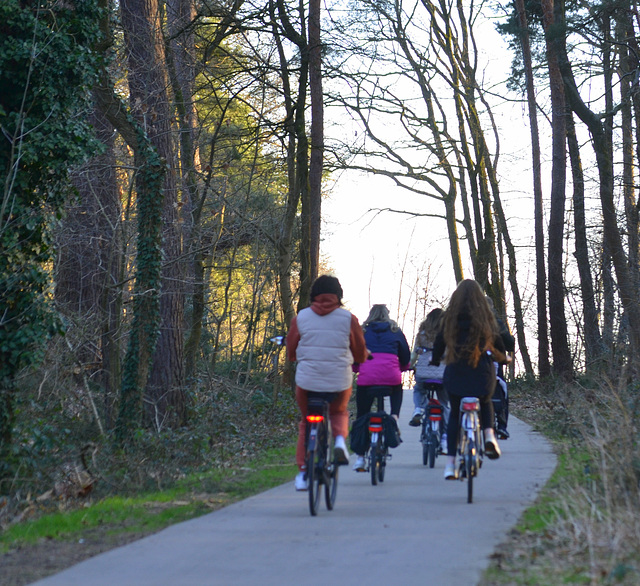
[423,397,443,467]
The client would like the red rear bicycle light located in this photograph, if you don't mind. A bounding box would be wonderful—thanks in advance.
[462,401,479,411]
[369,415,383,432]
[306,414,324,423]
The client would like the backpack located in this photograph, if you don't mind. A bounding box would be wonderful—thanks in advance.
[382,413,402,448]
[414,347,445,382]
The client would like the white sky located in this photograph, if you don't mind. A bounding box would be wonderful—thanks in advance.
[317,6,536,346]
[320,171,459,340]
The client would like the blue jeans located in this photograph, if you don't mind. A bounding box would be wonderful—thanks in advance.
[413,380,450,428]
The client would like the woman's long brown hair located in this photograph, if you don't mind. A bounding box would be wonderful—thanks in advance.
[443,279,499,367]
[415,308,444,347]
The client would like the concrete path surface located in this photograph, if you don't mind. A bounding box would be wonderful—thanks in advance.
[32,399,556,586]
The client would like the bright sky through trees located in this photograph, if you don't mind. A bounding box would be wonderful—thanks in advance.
[320,11,538,346]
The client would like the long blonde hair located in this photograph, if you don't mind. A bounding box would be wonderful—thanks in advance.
[443,279,499,367]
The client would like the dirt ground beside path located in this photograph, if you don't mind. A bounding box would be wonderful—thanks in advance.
[0,525,153,586]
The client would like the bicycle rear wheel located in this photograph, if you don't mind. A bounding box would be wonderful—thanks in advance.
[307,422,325,516]
[307,445,321,516]
[466,438,474,504]
[378,446,387,482]
[369,446,379,486]
[324,443,338,510]
[421,420,429,466]
[425,427,437,468]
[457,428,466,481]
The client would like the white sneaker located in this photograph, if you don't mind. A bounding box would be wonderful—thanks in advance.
[409,408,422,427]
[353,456,366,471]
[444,462,457,480]
[295,471,308,491]
[334,435,350,465]
[484,428,501,460]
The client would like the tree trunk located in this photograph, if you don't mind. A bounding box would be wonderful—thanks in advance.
[270,2,299,328]
[515,0,550,377]
[566,112,602,370]
[557,3,640,370]
[541,0,573,378]
[276,0,311,311]
[59,102,123,423]
[308,0,322,283]
[120,0,186,428]
[618,7,640,301]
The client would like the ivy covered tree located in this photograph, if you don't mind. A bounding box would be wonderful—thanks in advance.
[0,1,101,474]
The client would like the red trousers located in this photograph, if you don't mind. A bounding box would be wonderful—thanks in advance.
[295,385,352,470]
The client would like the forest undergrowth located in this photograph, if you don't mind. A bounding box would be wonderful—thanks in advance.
[0,358,299,585]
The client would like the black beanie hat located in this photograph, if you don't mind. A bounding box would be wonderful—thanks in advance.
[310,275,343,302]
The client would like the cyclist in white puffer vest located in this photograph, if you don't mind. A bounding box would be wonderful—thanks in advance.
[286,275,368,491]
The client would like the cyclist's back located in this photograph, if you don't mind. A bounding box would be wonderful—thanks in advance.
[351,304,410,471]
[409,309,449,430]
[286,275,368,491]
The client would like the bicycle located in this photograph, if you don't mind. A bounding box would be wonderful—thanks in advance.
[362,386,396,486]
[419,383,445,468]
[304,392,339,516]
[456,397,484,504]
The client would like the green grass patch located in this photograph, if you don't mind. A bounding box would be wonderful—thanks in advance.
[514,448,587,533]
[0,443,297,553]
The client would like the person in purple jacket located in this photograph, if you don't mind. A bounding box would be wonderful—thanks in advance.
[352,304,412,471]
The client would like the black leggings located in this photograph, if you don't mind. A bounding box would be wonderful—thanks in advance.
[356,384,403,419]
[447,393,494,458]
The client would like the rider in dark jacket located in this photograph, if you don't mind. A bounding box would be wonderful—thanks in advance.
[431,280,509,480]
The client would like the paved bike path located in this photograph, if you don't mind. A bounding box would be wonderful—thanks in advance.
[33,404,556,586]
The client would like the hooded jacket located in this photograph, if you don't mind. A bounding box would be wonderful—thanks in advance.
[356,321,411,386]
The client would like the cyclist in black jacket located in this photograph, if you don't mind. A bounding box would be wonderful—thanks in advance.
[431,280,509,480]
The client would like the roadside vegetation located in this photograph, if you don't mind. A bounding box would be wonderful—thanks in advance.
[0,365,298,585]
[481,376,640,585]
[2,2,640,585]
